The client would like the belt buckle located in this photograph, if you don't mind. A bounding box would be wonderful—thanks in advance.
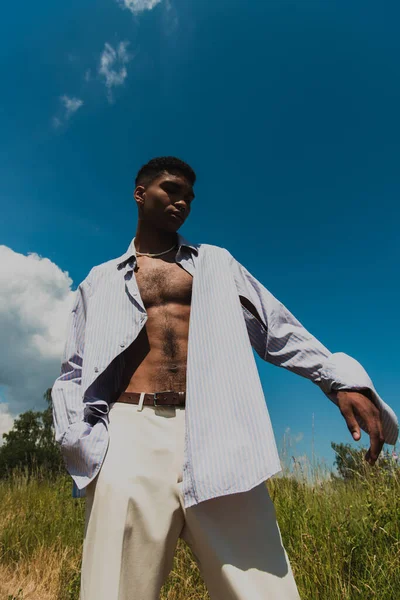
[153,392,169,407]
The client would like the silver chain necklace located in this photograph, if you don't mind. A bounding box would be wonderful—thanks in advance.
[136,243,177,258]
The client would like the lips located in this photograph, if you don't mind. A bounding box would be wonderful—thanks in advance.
[171,212,184,222]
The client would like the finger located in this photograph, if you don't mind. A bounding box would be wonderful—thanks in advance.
[367,423,385,465]
[340,405,361,441]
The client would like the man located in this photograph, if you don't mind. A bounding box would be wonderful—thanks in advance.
[52,156,398,600]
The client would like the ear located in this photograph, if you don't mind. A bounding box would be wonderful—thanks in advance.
[134,185,146,209]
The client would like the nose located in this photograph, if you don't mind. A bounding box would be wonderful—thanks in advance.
[175,200,188,215]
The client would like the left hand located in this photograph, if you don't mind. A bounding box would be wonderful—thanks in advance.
[336,390,385,466]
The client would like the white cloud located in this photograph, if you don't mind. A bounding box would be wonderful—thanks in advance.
[0,245,78,433]
[117,0,163,14]
[117,0,178,31]
[98,41,132,101]
[61,95,84,119]
[284,427,304,444]
[52,95,84,129]
[0,403,15,446]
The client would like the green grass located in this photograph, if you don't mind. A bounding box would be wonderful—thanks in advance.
[0,458,399,600]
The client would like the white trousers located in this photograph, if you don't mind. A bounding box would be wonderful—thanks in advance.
[80,400,301,600]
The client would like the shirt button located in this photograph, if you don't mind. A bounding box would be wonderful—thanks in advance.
[120,343,125,348]
[94,367,99,372]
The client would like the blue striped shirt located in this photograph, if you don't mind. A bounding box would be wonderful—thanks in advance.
[51,233,399,504]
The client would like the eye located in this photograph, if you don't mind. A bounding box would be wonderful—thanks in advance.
[162,183,177,194]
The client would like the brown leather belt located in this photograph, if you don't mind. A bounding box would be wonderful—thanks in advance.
[116,391,186,407]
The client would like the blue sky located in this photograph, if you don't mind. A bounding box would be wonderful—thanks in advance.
[1,0,399,471]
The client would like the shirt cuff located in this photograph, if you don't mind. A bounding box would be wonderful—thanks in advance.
[319,352,399,445]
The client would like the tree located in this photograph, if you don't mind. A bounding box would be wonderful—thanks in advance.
[331,441,397,480]
[0,388,64,479]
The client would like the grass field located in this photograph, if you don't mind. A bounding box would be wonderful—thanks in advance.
[0,455,399,600]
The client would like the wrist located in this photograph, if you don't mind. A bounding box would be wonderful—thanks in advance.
[336,388,372,401]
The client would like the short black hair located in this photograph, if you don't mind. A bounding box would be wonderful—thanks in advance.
[135,156,196,188]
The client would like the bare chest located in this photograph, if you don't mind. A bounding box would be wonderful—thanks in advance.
[134,258,193,308]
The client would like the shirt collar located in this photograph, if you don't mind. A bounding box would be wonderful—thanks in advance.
[116,232,198,270]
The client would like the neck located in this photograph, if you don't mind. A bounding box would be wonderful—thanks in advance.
[134,220,178,254]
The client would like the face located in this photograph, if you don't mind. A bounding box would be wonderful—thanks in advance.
[134,171,195,231]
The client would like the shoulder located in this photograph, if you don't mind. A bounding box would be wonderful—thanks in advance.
[207,244,239,265]
[199,242,231,257]
[197,244,241,271]
[84,256,121,288]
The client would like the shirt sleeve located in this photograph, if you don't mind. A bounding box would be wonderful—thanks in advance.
[52,268,109,499]
[51,273,92,447]
[227,250,399,445]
